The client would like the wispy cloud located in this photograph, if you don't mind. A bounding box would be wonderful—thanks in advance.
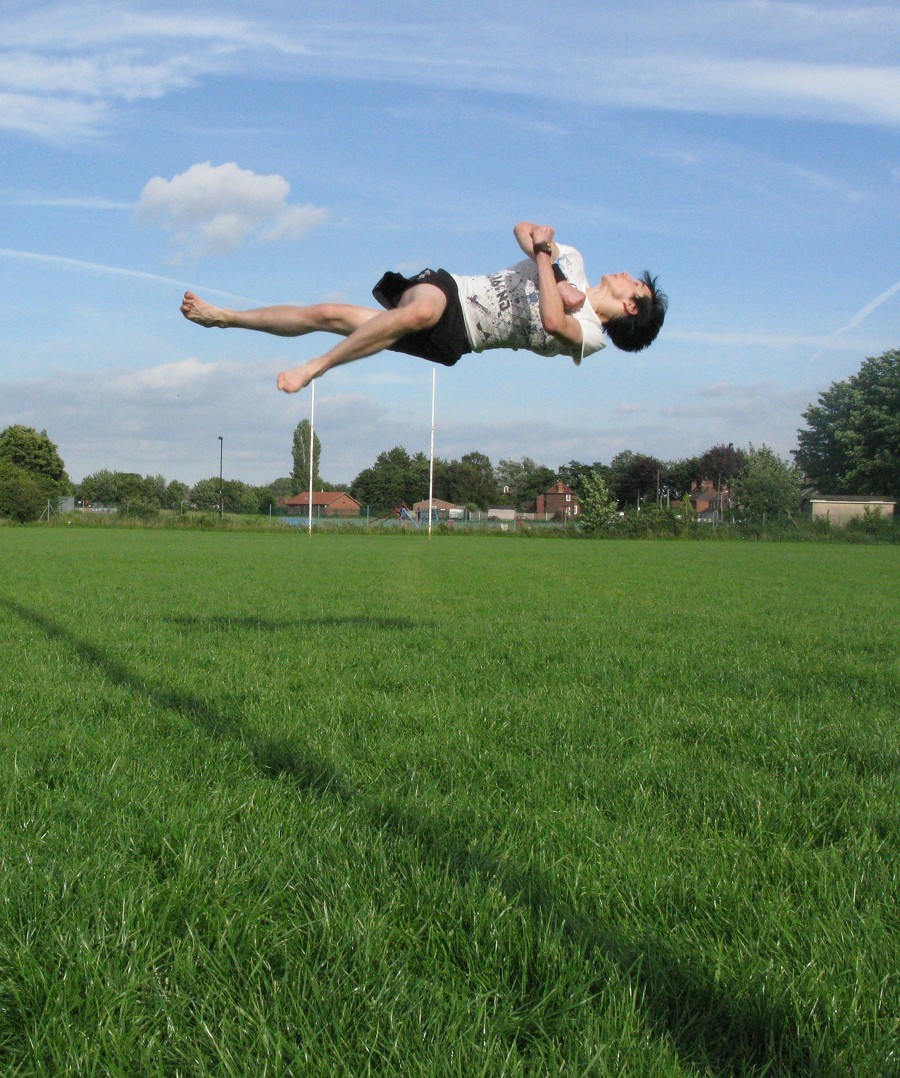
[3,1,899,143]
[1,190,132,209]
[0,246,261,303]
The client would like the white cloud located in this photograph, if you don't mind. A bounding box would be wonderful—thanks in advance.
[113,358,222,401]
[136,162,328,259]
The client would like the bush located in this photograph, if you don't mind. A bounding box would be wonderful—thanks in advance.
[846,507,900,542]
[611,505,695,539]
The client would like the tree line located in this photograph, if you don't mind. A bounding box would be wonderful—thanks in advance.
[1,348,896,523]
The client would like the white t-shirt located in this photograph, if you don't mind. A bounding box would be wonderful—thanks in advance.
[450,244,606,366]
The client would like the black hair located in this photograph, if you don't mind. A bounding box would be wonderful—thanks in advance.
[604,272,667,353]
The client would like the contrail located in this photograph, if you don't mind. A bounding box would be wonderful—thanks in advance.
[805,276,900,369]
[832,278,900,334]
[0,247,261,305]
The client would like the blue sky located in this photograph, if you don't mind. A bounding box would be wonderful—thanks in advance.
[1,0,898,485]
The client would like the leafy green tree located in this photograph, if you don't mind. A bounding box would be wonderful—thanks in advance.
[76,469,120,505]
[579,471,618,533]
[609,450,663,508]
[77,470,163,508]
[496,456,556,505]
[222,479,261,515]
[292,420,322,488]
[0,460,57,522]
[255,477,296,513]
[457,451,498,508]
[191,477,223,511]
[698,443,746,486]
[733,444,802,521]
[795,349,899,496]
[427,452,504,509]
[558,460,611,501]
[351,446,430,514]
[163,480,191,511]
[0,426,69,491]
[190,476,258,514]
[663,456,702,500]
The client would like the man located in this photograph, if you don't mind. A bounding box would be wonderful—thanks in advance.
[180,222,667,393]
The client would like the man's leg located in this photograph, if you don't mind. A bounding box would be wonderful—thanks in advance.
[276,283,447,393]
[180,292,378,338]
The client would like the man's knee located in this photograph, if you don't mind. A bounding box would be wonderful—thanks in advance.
[314,303,350,330]
[396,285,446,332]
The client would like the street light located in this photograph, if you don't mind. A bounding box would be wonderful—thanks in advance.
[218,436,223,520]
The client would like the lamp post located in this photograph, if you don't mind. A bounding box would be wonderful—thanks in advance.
[218,436,224,520]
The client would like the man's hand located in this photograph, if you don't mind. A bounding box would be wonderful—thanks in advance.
[558,280,586,313]
[514,221,559,259]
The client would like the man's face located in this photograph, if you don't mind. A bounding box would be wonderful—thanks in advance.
[602,272,651,303]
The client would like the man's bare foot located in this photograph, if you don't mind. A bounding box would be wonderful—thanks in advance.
[180,292,232,328]
[277,361,319,393]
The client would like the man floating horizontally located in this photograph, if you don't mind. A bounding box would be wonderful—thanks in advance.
[180,221,667,393]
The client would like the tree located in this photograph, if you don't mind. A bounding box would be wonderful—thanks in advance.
[662,456,702,500]
[558,460,611,501]
[698,443,747,486]
[609,450,663,508]
[351,446,430,514]
[163,479,191,511]
[458,451,498,508]
[795,349,899,496]
[496,456,556,506]
[732,444,802,521]
[76,470,163,508]
[0,426,68,491]
[0,460,56,522]
[190,478,218,511]
[292,420,322,489]
[579,470,618,533]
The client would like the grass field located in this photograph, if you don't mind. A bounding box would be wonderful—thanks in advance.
[0,529,897,1075]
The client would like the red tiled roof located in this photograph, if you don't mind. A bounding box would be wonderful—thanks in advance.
[281,491,359,508]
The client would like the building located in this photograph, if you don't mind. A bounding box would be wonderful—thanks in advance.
[411,498,465,521]
[534,481,581,521]
[279,491,361,517]
[681,479,737,523]
[800,490,896,525]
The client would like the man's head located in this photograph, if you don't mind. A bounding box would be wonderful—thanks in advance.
[599,271,667,353]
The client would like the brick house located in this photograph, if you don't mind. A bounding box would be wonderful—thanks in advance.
[535,481,581,521]
[280,491,361,517]
[689,479,735,521]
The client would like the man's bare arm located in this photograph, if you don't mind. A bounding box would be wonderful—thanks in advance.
[530,224,583,349]
[514,220,560,260]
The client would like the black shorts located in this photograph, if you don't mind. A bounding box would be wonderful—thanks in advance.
[372,268,471,367]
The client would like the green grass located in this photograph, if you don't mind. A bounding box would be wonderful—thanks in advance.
[0,530,897,1075]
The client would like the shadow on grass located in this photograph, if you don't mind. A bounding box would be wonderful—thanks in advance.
[3,595,828,1076]
[168,614,426,633]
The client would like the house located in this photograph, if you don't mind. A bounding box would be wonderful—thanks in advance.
[800,489,896,525]
[690,478,735,518]
[534,481,581,522]
[411,498,465,521]
[279,491,361,517]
